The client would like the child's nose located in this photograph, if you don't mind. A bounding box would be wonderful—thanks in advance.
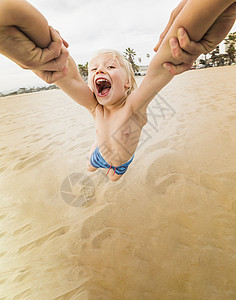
[96,67,105,74]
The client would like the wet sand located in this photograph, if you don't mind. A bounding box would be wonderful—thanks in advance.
[0,66,236,299]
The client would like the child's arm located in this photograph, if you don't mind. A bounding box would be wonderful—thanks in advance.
[129,0,236,112]
[0,0,68,72]
[34,56,98,114]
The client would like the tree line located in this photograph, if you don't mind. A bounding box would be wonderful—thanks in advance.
[199,32,236,67]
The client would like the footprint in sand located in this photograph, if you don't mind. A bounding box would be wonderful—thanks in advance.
[91,228,114,249]
[80,205,114,240]
[145,152,191,194]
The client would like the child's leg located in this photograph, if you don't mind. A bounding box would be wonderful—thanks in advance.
[108,172,123,182]
[87,140,98,172]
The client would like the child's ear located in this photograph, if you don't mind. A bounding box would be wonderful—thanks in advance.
[124,80,130,88]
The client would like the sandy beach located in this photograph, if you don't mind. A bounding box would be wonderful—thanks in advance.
[0,66,236,299]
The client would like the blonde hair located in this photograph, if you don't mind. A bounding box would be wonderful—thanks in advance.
[88,49,137,99]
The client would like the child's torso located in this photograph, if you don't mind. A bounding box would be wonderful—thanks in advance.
[94,103,147,166]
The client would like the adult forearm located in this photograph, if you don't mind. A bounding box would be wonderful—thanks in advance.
[0,0,50,48]
[167,0,234,43]
[149,0,235,74]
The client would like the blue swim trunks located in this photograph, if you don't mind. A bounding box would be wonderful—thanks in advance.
[90,146,134,175]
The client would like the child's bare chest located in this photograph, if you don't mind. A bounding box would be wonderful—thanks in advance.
[94,106,147,164]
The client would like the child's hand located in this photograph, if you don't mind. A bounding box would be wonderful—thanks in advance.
[163,27,205,75]
[32,27,70,84]
[25,26,69,72]
[32,27,69,72]
[32,47,69,84]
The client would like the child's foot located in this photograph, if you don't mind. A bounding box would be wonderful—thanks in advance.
[108,172,123,182]
[87,161,97,172]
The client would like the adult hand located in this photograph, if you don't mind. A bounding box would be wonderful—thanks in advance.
[154,0,188,52]
[163,27,206,75]
[154,1,236,53]
[32,51,69,84]
[156,1,236,75]
[0,25,69,71]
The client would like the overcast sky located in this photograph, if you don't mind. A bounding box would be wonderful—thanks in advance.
[0,0,235,93]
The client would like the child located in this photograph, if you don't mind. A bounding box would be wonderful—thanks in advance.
[1,0,235,181]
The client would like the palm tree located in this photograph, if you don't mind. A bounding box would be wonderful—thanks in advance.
[210,45,220,66]
[226,44,236,64]
[224,32,236,64]
[123,48,139,73]
[78,62,88,79]
[199,58,206,67]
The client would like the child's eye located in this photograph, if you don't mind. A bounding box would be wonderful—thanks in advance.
[108,66,115,69]
[90,68,97,72]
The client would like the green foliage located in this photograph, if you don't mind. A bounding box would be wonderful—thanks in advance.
[199,32,235,67]
[199,59,206,66]
[224,32,236,64]
[78,62,88,79]
[123,48,139,73]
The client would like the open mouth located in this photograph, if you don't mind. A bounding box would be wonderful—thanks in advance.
[95,78,111,96]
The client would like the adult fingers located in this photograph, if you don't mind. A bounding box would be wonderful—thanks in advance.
[163,62,192,75]
[169,37,196,64]
[46,67,69,83]
[37,45,69,71]
[37,27,63,65]
[178,28,204,55]
[154,0,189,52]
[62,38,69,48]
[33,65,68,84]
[53,28,69,48]
[154,11,175,52]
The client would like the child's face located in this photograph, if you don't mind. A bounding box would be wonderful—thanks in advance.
[88,54,130,106]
